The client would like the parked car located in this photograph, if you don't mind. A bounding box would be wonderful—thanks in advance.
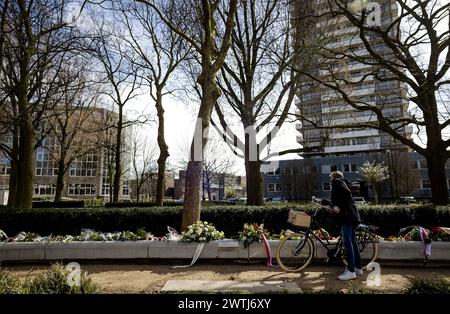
[268,197,287,203]
[399,196,416,204]
[353,197,367,205]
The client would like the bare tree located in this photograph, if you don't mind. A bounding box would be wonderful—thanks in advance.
[46,64,98,202]
[89,13,143,203]
[291,0,450,204]
[116,1,190,206]
[137,0,238,230]
[386,150,421,198]
[0,0,88,208]
[130,126,157,202]
[211,0,300,205]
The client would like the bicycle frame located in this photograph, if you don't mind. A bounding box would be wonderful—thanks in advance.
[289,207,344,260]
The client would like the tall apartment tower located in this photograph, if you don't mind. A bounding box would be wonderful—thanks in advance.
[293,0,413,156]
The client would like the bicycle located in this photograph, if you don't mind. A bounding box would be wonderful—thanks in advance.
[276,206,380,272]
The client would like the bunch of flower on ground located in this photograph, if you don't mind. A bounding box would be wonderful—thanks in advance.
[180,221,225,242]
[0,228,154,242]
[238,223,268,248]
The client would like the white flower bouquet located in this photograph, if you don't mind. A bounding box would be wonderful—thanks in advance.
[180,221,225,242]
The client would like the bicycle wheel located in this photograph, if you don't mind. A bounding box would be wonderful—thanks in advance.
[276,232,314,272]
[341,231,379,269]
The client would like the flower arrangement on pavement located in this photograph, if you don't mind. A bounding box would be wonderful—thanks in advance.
[180,221,225,242]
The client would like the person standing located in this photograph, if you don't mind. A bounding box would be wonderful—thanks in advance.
[315,171,362,281]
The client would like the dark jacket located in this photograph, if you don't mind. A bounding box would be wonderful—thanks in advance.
[321,178,361,226]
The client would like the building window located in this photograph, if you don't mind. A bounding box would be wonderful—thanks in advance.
[35,146,58,176]
[350,71,362,78]
[102,184,110,196]
[33,184,56,196]
[0,157,11,175]
[322,164,337,174]
[267,168,280,176]
[410,160,418,169]
[122,184,129,196]
[69,153,98,177]
[419,160,427,169]
[323,182,331,191]
[343,164,357,172]
[268,183,281,192]
[68,184,96,196]
[421,180,431,189]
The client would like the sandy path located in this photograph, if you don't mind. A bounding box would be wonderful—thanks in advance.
[4,261,450,293]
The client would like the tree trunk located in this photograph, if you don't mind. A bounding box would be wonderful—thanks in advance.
[182,160,203,230]
[113,106,123,203]
[181,72,219,230]
[155,92,169,207]
[426,153,448,205]
[373,185,379,204]
[54,157,66,202]
[244,131,264,205]
[15,116,34,209]
[422,91,448,205]
[7,130,19,207]
[202,172,206,201]
[136,182,141,203]
[245,160,264,205]
[207,176,212,201]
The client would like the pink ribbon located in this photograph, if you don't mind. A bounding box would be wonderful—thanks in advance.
[260,233,279,270]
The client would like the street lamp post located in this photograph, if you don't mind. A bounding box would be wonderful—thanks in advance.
[386,150,394,202]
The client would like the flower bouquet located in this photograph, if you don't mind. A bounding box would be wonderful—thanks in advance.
[238,223,268,248]
[180,221,225,242]
[430,227,450,241]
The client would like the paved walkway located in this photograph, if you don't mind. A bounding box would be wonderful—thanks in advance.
[4,261,450,293]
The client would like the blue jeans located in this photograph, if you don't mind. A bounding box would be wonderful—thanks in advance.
[341,224,361,272]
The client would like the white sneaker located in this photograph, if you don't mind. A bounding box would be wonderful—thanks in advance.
[355,268,363,275]
[337,269,357,281]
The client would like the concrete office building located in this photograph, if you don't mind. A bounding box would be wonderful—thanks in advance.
[260,1,449,202]
[293,0,413,156]
[262,152,450,201]
[0,107,131,204]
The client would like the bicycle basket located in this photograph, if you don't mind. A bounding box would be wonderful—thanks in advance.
[287,210,311,228]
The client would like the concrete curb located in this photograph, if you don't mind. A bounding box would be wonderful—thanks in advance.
[1,240,449,262]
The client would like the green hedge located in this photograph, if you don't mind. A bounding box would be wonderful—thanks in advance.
[1,204,449,237]
[104,201,180,208]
